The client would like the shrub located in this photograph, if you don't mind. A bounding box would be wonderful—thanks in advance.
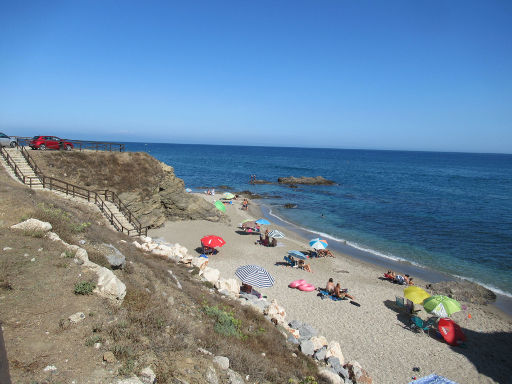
[203,304,243,338]
[74,281,95,295]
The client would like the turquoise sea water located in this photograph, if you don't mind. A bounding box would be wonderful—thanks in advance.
[126,143,512,298]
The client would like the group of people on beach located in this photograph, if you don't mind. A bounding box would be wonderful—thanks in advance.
[324,277,355,300]
[287,255,313,273]
[205,188,215,195]
[255,229,277,247]
[242,199,249,210]
[384,270,414,285]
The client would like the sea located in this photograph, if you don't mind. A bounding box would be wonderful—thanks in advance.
[125,143,512,310]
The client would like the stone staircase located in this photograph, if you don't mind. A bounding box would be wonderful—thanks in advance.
[0,146,143,235]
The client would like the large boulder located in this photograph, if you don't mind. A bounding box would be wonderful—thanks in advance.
[277,176,336,185]
[215,278,239,296]
[202,267,220,285]
[91,265,126,304]
[425,280,496,304]
[263,299,286,325]
[325,341,344,365]
[102,244,126,269]
[346,361,372,384]
[311,335,328,351]
[11,218,52,233]
[318,368,343,384]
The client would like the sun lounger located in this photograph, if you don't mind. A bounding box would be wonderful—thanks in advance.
[284,256,297,267]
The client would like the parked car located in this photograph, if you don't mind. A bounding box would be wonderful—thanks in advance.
[0,132,17,147]
[29,136,74,150]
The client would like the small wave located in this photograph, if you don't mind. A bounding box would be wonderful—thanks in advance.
[267,206,512,299]
[452,274,512,298]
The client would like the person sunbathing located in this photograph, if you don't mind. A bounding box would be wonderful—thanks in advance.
[325,278,335,293]
[298,260,312,273]
[333,283,354,300]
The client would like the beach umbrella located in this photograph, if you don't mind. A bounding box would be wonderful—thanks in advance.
[214,201,226,212]
[223,192,235,199]
[438,318,466,346]
[185,188,192,193]
[423,295,462,317]
[408,373,458,384]
[255,218,271,225]
[288,250,308,260]
[241,220,257,228]
[309,238,328,249]
[201,235,226,248]
[268,229,285,239]
[404,286,431,305]
[235,265,275,288]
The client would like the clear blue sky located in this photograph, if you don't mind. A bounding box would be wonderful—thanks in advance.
[1,1,511,153]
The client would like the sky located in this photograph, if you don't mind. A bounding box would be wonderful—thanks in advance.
[1,1,511,153]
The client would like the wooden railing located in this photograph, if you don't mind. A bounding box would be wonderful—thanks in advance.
[14,137,125,152]
[5,145,148,236]
[0,146,40,188]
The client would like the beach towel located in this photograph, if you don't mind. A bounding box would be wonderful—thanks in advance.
[318,289,347,301]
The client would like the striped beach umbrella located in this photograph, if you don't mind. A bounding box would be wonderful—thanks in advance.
[309,238,328,249]
[235,265,275,288]
[268,229,285,239]
[223,192,235,199]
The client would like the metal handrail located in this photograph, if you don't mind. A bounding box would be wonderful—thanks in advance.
[96,190,145,232]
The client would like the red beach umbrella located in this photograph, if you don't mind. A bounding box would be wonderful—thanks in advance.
[438,318,466,346]
[201,235,226,248]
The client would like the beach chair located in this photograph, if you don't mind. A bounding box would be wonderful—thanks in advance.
[395,296,405,309]
[410,316,437,335]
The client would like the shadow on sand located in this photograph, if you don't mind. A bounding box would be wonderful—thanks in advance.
[383,299,512,383]
[235,230,260,236]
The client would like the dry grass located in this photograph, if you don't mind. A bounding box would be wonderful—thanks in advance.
[31,151,165,195]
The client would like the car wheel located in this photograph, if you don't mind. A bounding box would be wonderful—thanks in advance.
[65,144,72,151]
[40,144,47,150]
[9,141,17,148]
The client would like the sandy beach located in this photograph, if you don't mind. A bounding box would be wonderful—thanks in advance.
[151,194,512,384]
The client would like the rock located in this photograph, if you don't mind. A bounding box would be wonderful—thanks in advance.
[278,176,336,185]
[92,266,126,304]
[46,232,62,242]
[318,367,343,384]
[215,278,239,296]
[213,356,229,370]
[43,365,57,372]
[75,248,89,263]
[133,241,142,249]
[202,267,220,285]
[3,247,12,251]
[227,369,245,384]
[74,257,84,265]
[197,347,213,356]
[103,351,116,363]
[426,280,496,304]
[205,366,218,384]
[314,346,327,361]
[94,342,101,349]
[325,341,344,365]
[287,335,299,345]
[284,203,297,209]
[346,361,372,384]
[288,320,302,329]
[298,324,318,340]
[11,218,52,232]
[311,335,328,351]
[30,258,35,262]
[263,299,286,325]
[139,367,156,384]
[299,339,315,356]
[103,244,126,269]
[68,312,86,324]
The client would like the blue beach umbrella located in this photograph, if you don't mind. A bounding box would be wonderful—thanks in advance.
[255,218,271,225]
[288,250,308,260]
[309,238,328,249]
[235,265,275,288]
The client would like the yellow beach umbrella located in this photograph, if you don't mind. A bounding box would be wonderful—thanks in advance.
[404,286,431,304]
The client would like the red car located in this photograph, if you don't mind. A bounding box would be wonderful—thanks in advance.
[29,136,74,150]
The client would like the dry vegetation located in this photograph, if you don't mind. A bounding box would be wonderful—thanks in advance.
[0,168,324,383]
[31,150,165,195]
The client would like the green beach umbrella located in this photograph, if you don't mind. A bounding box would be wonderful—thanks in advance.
[423,295,462,317]
[214,200,226,212]
[222,192,236,199]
